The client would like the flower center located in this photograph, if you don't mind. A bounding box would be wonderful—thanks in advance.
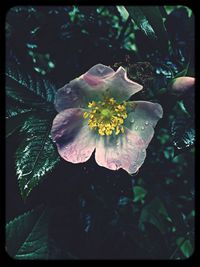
[83,97,128,136]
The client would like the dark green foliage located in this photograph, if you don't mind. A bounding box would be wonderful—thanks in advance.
[176,237,194,258]
[171,117,195,150]
[6,5,194,260]
[139,197,172,234]
[170,84,195,152]
[6,110,32,138]
[133,186,147,203]
[6,56,59,199]
[6,64,56,107]
[6,206,70,259]
[6,206,83,259]
[125,6,168,54]
[6,107,32,119]
[6,206,47,259]
[16,115,60,199]
[125,6,156,38]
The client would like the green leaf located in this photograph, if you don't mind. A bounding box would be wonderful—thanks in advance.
[6,63,56,107]
[173,69,188,79]
[6,86,46,109]
[186,210,195,221]
[177,100,188,114]
[6,110,33,138]
[164,6,177,15]
[172,62,190,80]
[116,5,129,21]
[133,186,147,203]
[125,6,156,38]
[140,6,168,38]
[176,238,194,258]
[171,117,195,150]
[6,207,78,259]
[163,146,175,160]
[6,206,49,259]
[6,107,32,119]
[16,115,60,199]
[139,197,172,234]
[123,6,169,54]
[165,6,193,18]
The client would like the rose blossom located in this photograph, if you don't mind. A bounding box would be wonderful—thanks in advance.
[51,64,163,174]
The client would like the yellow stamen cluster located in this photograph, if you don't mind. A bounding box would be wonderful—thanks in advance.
[83,97,128,136]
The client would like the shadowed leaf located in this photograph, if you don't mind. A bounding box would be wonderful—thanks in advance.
[139,197,172,234]
[171,117,195,150]
[133,186,147,203]
[123,6,169,54]
[6,111,32,138]
[176,237,194,258]
[6,63,56,108]
[125,6,156,38]
[6,206,48,259]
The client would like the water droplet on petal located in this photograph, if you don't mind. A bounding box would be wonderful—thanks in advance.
[145,121,149,125]
[128,113,135,123]
[66,87,71,94]
[141,126,145,130]
[97,66,104,73]
[135,126,138,130]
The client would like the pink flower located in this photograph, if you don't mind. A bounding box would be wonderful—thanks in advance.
[170,76,195,94]
[51,64,163,174]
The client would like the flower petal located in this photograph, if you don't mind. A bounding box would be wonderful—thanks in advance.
[55,64,143,112]
[125,101,163,145]
[54,82,86,112]
[105,67,143,101]
[95,128,146,174]
[54,64,115,112]
[171,76,195,94]
[80,64,116,101]
[83,64,115,85]
[82,65,143,102]
[51,108,96,163]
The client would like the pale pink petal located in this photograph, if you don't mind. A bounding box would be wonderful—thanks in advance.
[55,64,143,112]
[125,101,163,146]
[51,108,96,163]
[171,76,195,94]
[105,66,143,101]
[95,101,163,174]
[54,64,115,112]
[83,64,115,85]
[95,128,146,174]
[79,64,116,101]
[54,82,86,112]
[81,64,143,102]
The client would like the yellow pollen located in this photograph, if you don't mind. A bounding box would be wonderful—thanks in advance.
[83,97,128,136]
[83,112,89,119]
